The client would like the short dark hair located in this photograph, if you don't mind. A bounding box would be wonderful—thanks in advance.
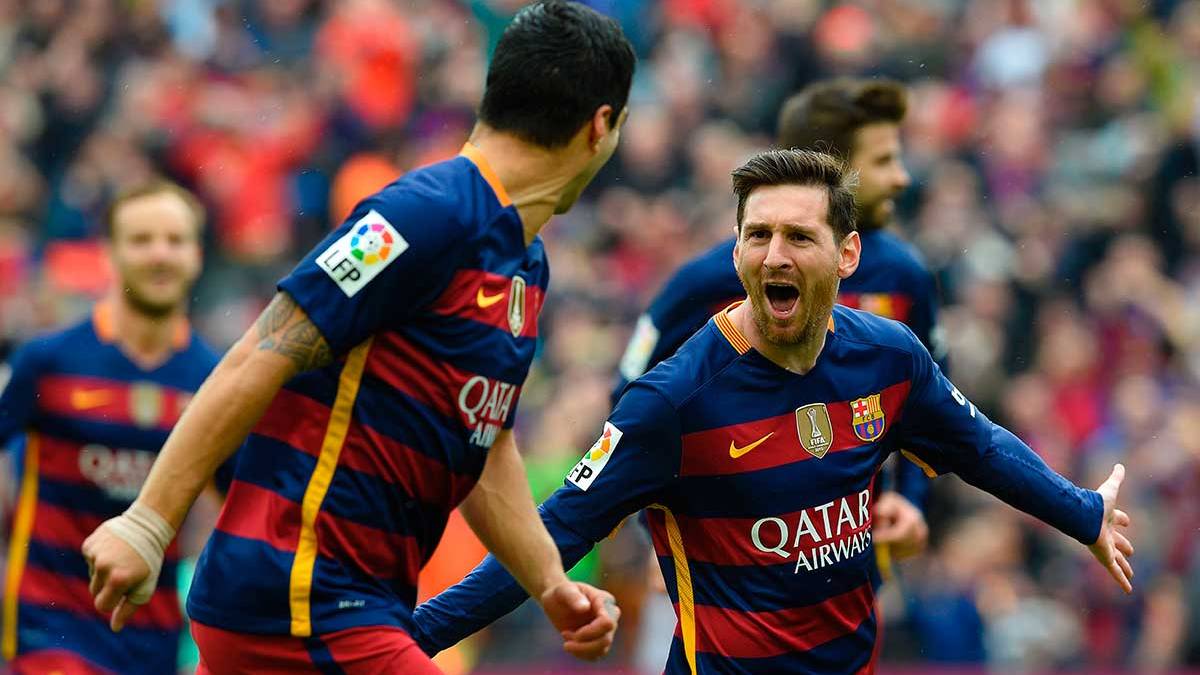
[776,78,907,159]
[105,180,205,239]
[731,149,858,242]
[479,0,636,148]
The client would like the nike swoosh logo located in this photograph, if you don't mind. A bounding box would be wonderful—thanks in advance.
[71,389,113,411]
[730,432,773,459]
[477,288,505,308]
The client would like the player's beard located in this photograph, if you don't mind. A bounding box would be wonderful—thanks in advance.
[118,266,188,319]
[740,268,839,348]
[856,195,894,231]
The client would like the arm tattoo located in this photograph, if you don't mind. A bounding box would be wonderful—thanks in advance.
[255,293,333,372]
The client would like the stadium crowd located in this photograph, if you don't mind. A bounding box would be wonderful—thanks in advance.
[1,0,1199,672]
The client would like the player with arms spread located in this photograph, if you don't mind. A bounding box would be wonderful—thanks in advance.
[81,2,634,671]
[0,182,223,675]
[614,79,937,558]
[412,150,1134,673]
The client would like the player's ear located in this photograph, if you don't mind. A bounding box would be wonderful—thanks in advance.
[589,104,620,152]
[837,231,861,280]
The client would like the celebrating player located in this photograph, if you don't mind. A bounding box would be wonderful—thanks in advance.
[410,149,1134,673]
[614,78,936,560]
[0,181,221,674]
[81,1,634,672]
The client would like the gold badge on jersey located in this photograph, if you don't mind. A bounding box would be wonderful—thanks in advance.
[795,403,833,458]
[507,276,526,338]
[129,382,162,429]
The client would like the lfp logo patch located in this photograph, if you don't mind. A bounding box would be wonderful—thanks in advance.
[567,422,622,492]
[350,221,396,265]
[318,209,408,297]
[850,393,886,442]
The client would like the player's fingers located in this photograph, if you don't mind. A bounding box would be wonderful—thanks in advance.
[1112,509,1131,528]
[1107,558,1132,594]
[1114,531,1134,557]
[93,570,130,614]
[88,562,108,598]
[561,605,617,642]
[110,596,139,633]
[563,637,612,661]
[1116,552,1134,584]
[1099,463,1126,498]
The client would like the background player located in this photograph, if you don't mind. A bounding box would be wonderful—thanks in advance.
[0,182,221,674]
[410,149,1134,673]
[615,78,934,564]
[81,1,631,671]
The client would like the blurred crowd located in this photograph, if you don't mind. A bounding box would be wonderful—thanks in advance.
[2,0,1200,672]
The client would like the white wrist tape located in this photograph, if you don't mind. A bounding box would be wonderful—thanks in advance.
[101,502,176,604]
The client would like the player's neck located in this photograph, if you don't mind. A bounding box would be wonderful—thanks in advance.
[466,128,586,245]
[728,302,827,375]
[104,293,186,370]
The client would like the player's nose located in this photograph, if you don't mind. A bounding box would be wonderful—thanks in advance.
[762,235,793,270]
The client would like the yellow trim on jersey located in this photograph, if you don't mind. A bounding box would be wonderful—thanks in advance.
[713,304,751,355]
[3,432,39,659]
[650,504,697,675]
[288,339,373,637]
[901,450,938,478]
[459,143,513,208]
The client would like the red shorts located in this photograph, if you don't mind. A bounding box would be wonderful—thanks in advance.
[191,621,443,675]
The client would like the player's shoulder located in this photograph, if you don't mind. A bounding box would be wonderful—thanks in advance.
[864,229,931,278]
[830,304,921,355]
[6,314,96,370]
[657,238,738,301]
[634,318,742,409]
[368,154,510,238]
[183,333,221,369]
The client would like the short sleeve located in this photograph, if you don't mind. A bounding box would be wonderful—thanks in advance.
[278,190,469,354]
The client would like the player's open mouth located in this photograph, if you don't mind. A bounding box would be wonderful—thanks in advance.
[764,283,800,317]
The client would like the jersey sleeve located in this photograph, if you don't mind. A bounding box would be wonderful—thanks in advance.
[278,191,468,354]
[411,383,682,654]
[0,342,43,444]
[893,328,1103,545]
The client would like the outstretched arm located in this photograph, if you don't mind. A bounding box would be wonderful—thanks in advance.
[83,292,332,631]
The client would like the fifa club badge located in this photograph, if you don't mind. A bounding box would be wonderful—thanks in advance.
[795,403,833,458]
[850,393,886,442]
[507,276,526,338]
[129,382,163,429]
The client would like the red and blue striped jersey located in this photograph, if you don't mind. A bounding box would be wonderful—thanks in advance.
[186,145,548,639]
[0,304,217,675]
[413,304,1102,673]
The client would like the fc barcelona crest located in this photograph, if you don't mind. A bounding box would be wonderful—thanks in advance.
[795,403,833,458]
[850,393,885,442]
[507,276,527,338]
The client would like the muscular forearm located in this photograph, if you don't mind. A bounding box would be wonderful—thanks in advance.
[138,335,294,530]
[460,433,569,601]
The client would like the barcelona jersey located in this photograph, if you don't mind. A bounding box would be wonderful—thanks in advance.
[0,304,217,675]
[413,305,1102,673]
[186,145,548,639]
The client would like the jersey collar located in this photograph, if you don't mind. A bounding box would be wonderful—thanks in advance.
[93,300,191,351]
[713,300,836,356]
[459,142,513,208]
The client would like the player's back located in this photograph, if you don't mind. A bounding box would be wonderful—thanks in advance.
[634,304,920,674]
[0,305,217,675]
[188,147,549,639]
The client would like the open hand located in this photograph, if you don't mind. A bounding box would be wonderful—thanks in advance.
[1087,463,1134,594]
